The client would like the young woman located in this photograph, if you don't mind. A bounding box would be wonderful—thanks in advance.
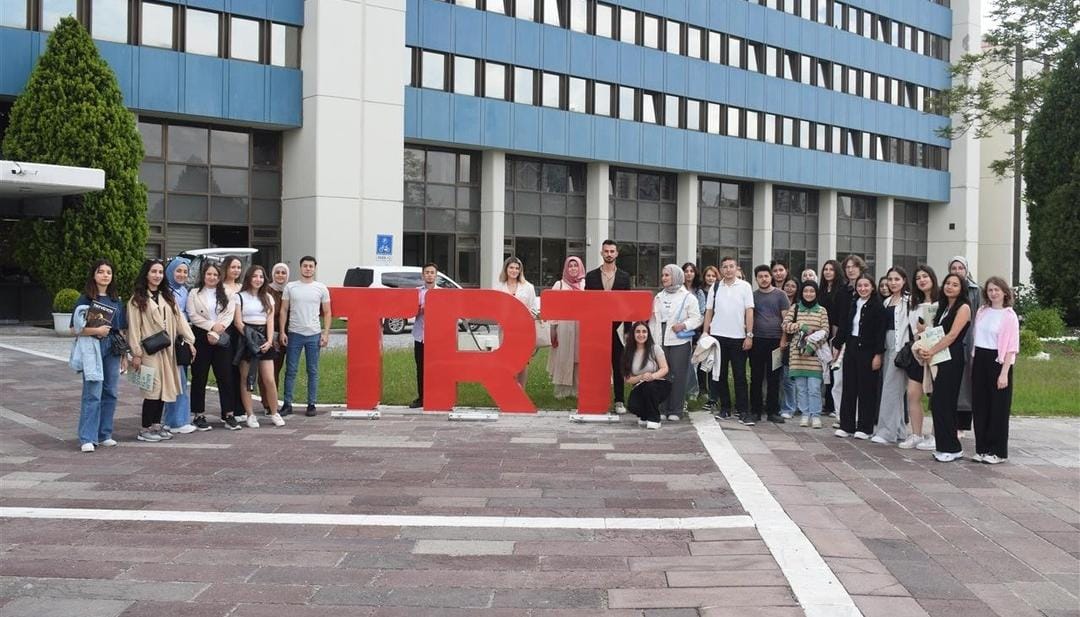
[801,269,818,283]
[234,266,285,428]
[495,256,538,387]
[264,262,290,415]
[949,256,981,434]
[649,264,702,421]
[834,274,885,439]
[878,276,891,300]
[970,276,1020,464]
[186,262,240,430]
[622,321,670,430]
[127,259,196,443]
[918,273,972,462]
[70,260,126,452]
[872,267,912,445]
[778,277,800,418]
[162,257,197,434]
[219,256,246,416]
[781,281,830,429]
[682,262,706,401]
[547,256,584,399]
[818,259,844,416]
[695,265,721,395]
[900,265,940,450]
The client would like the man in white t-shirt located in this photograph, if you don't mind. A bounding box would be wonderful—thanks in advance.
[279,256,331,417]
[702,257,755,423]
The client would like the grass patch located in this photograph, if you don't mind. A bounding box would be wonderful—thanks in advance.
[1011,342,1080,416]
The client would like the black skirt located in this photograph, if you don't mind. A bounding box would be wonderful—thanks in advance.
[236,324,278,362]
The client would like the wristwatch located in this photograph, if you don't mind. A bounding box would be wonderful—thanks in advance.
[746,333,754,338]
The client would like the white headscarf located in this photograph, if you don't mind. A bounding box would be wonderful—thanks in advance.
[949,256,978,287]
[269,262,290,292]
[662,264,685,294]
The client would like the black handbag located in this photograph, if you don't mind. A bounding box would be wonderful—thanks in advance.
[141,330,171,355]
[894,324,915,369]
[107,331,131,357]
[175,336,193,365]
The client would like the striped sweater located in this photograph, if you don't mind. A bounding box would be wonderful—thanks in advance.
[782,303,831,377]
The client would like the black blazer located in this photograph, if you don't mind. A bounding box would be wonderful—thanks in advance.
[584,266,633,337]
[834,295,886,354]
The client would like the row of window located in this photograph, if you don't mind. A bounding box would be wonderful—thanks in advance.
[409,49,950,172]
[443,0,947,113]
[0,0,300,68]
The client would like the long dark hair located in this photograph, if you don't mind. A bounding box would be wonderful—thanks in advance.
[83,259,118,301]
[935,273,971,325]
[196,262,230,311]
[682,262,700,291]
[819,259,842,294]
[621,321,658,378]
[220,255,243,287]
[884,266,909,301]
[851,274,883,310]
[131,259,177,312]
[240,265,273,313]
[910,264,939,309]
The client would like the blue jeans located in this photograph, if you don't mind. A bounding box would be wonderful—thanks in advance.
[78,349,120,445]
[163,366,190,428]
[284,332,321,406]
[780,365,796,414]
[794,376,823,417]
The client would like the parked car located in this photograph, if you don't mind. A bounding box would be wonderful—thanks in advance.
[343,266,464,334]
[175,248,258,288]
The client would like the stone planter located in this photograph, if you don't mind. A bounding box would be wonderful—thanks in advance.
[52,312,73,336]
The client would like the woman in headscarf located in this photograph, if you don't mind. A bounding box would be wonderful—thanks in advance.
[649,264,702,422]
[546,256,584,399]
[162,257,197,434]
[948,256,980,433]
[263,262,290,415]
[781,280,831,429]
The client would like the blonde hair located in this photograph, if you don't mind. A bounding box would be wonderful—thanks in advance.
[499,256,529,285]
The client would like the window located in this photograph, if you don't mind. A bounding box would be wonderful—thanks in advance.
[642,92,659,123]
[541,72,561,108]
[772,186,819,275]
[642,15,659,48]
[618,86,634,120]
[766,46,779,77]
[814,123,825,150]
[516,0,534,21]
[800,55,811,85]
[832,126,841,153]
[832,63,842,92]
[727,36,742,68]
[862,71,872,99]
[846,6,858,33]
[799,120,810,149]
[140,2,174,49]
[485,62,506,99]
[514,67,534,104]
[42,0,75,31]
[664,95,679,127]
[725,106,740,137]
[422,52,446,89]
[816,0,827,23]
[764,113,776,143]
[815,59,829,88]
[505,157,586,287]
[708,32,722,63]
[707,103,721,134]
[543,0,562,26]
[619,8,635,43]
[569,0,586,31]
[745,110,759,140]
[487,0,507,14]
[270,23,300,68]
[685,100,700,131]
[608,169,677,289]
[230,16,261,62]
[91,0,128,43]
[595,3,613,37]
[782,117,795,145]
[862,11,871,38]
[665,21,680,54]
[185,9,219,56]
[1,0,27,28]
[832,1,843,28]
[454,57,477,95]
[568,77,586,112]
[687,26,702,59]
[837,194,877,273]
[784,51,797,80]
[893,201,929,275]
[747,42,761,72]
[800,0,810,17]
[698,179,753,275]
[847,67,858,94]
[593,82,612,115]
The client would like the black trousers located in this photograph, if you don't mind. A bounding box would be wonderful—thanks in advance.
[750,337,781,418]
[839,341,880,434]
[611,329,626,404]
[822,371,836,413]
[226,324,243,414]
[414,341,424,400]
[709,336,748,414]
[930,351,965,454]
[190,326,237,419]
[972,347,1012,458]
[627,380,672,423]
[141,399,164,428]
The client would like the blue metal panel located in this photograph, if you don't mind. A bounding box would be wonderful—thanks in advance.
[228,0,268,20]
[661,0,685,21]
[685,131,705,170]
[641,124,664,166]
[567,113,593,158]
[0,28,36,98]
[420,89,453,142]
[483,13,515,63]
[540,27,569,73]
[514,20,541,67]
[404,87,420,137]
[744,140,766,179]
[226,61,266,122]
[593,116,619,161]
[420,1,453,50]
[512,106,541,151]
[267,0,303,26]
[453,8,484,58]
[268,66,301,126]
[96,42,136,107]
[663,53,686,95]
[188,0,228,14]
[685,60,708,100]
[568,32,594,78]
[686,0,706,26]
[642,49,665,91]
[185,54,226,119]
[540,108,568,154]
[593,38,621,82]
[662,129,685,169]
[617,121,642,164]
[453,95,483,145]
[137,48,181,114]
[406,0,420,44]
[481,99,512,148]
[619,45,643,86]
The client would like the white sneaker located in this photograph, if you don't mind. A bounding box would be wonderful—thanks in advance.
[799,416,810,427]
[898,434,922,449]
[173,424,197,434]
[982,454,1004,465]
[970,453,985,463]
[811,417,822,429]
[853,431,870,440]
[915,437,937,451]
[100,438,118,447]
[832,422,841,429]
[780,412,793,419]
[637,419,647,427]
[80,443,95,453]
[614,403,627,415]
[934,450,964,463]
[245,415,260,429]
[645,421,661,430]
[270,414,285,427]
[834,429,850,438]
[870,435,889,444]
[161,425,171,431]
[666,414,680,422]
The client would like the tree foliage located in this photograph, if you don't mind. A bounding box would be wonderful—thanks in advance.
[2,17,147,296]
[938,0,1080,177]
[1023,32,1080,324]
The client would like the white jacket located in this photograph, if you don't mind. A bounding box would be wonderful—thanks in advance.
[650,288,703,347]
[692,334,723,381]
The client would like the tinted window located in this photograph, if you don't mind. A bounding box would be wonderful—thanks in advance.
[381,272,423,288]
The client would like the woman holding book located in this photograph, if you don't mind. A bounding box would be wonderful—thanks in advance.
[900,265,939,450]
[234,265,285,428]
[917,273,972,462]
[70,260,127,452]
[127,259,196,443]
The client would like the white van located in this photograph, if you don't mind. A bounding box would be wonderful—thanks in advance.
[342,266,464,334]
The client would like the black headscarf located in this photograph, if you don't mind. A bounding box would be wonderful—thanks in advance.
[798,280,820,310]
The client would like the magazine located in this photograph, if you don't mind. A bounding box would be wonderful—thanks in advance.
[128,364,156,391]
[86,300,116,329]
[915,325,951,366]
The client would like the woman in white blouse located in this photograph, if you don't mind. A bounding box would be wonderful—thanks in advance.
[186,262,240,431]
[648,264,703,422]
[495,256,538,387]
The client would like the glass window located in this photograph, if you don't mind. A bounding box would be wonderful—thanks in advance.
[685,100,700,130]
[42,0,76,31]
[185,9,218,56]
[687,26,701,59]
[139,122,163,158]
[487,0,507,14]
[422,52,445,89]
[862,11,871,38]
[891,21,899,46]
[168,126,209,164]
[618,86,634,120]
[270,23,301,68]
[454,57,476,95]
[832,63,843,92]
[642,15,659,48]
[876,75,886,101]
[745,110,759,140]
[91,0,128,43]
[725,106,740,137]
[800,55,811,84]
[570,0,587,32]
[727,36,742,68]
[543,0,561,26]
[211,130,249,166]
[782,117,794,145]
[642,92,659,123]
[485,62,506,99]
[766,46,779,77]
[595,3,613,37]
[816,0,827,23]
[230,16,260,62]
[1,0,27,28]
[568,77,586,112]
[707,103,721,134]
[516,0,534,21]
[708,32,721,63]
[665,21,680,54]
[541,72,561,108]
[832,126,841,153]
[141,2,174,48]
[815,60,828,88]
[783,51,796,80]
[619,8,635,43]
[514,67,534,104]
[764,113,776,143]
[861,132,871,158]
[847,67,858,94]
[814,123,825,150]
[846,6,858,33]
[783,0,796,14]
[800,0,810,17]
[799,120,809,148]
[458,0,476,8]
[747,42,761,72]
[862,71,872,99]
[832,1,843,27]
[664,95,679,128]
[593,82,611,115]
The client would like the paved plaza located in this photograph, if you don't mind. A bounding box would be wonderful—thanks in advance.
[0,335,1077,617]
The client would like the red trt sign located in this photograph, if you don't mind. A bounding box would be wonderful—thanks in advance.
[330,288,652,413]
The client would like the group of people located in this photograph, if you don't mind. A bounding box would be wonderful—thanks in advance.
[71,255,331,452]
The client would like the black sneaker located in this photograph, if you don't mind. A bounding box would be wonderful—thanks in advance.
[223,415,242,430]
[702,401,717,412]
[305,404,317,417]
[738,413,756,426]
[279,403,293,417]
[767,414,786,424]
[193,415,212,431]
[408,398,423,409]
[717,410,732,420]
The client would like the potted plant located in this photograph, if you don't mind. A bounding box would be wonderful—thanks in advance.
[52,288,81,335]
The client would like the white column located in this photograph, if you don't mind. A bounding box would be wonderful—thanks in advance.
[817,190,838,264]
[281,0,406,285]
[929,0,981,271]
[480,150,506,287]
[752,182,773,266]
[585,163,610,270]
[875,196,895,276]
[676,173,699,265]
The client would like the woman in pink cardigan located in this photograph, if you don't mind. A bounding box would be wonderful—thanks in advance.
[970,276,1021,464]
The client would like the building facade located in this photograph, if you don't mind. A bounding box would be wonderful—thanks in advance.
[3,0,1000,304]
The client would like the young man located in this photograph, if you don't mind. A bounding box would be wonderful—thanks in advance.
[584,240,632,414]
[279,256,331,417]
[770,260,789,289]
[409,263,439,409]
[702,257,755,424]
[750,265,790,424]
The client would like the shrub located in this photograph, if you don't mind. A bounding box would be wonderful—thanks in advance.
[1023,307,1066,338]
[1019,328,1043,357]
[52,288,81,313]
[1012,283,1042,318]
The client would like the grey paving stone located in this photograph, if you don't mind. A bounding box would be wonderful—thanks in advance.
[312,586,494,608]
[491,588,605,609]
[0,577,207,602]
[412,539,516,556]
[0,597,132,617]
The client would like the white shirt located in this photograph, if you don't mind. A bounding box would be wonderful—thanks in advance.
[851,297,867,337]
[975,307,1006,349]
[705,278,755,339]
[235,291,273,325]
[283,280,330,336]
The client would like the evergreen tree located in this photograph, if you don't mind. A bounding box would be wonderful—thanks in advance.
[2,16,147,296]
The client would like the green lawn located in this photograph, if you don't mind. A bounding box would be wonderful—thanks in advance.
[285,343,1079,416]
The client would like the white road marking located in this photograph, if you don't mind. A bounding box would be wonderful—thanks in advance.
[691,413,862,617]
[0,343,67,362]
[0,406,69,441]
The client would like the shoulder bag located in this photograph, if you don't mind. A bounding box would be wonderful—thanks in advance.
[137,297,172,356]
[674,294,696,339]
[894,323,916,369]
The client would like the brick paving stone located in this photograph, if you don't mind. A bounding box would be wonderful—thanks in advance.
[412,539,516,555]
[852,595,932,617]
[0,576,208,602]
[118,564,260,584]
[915,598,997,617]
[0,597,133,617]
[116,601,235,617]
[686,540,770,555]
[491,588,606,609]
[607,587,796,609]
[194,583,317,604]
[666,570,787,588]
[311,586,495,608]
[700,609,805,617]
[0,558,129,580]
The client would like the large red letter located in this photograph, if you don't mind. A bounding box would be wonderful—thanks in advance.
[329,287,419,410]
[423,289,536,412]
[541,290,652,414]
